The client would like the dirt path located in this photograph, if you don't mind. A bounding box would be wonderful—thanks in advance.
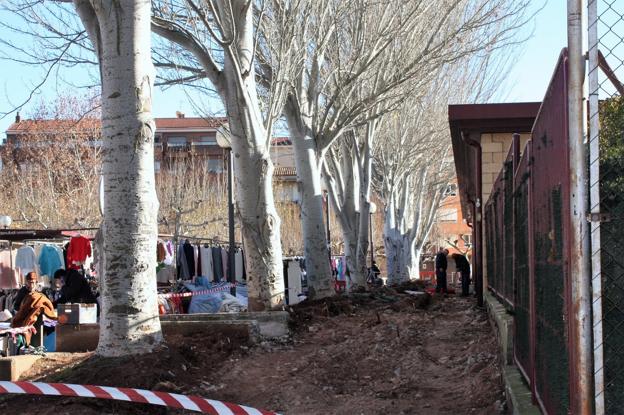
[1,291,505,415]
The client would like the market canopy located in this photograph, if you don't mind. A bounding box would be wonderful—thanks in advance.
[0,228,98,242]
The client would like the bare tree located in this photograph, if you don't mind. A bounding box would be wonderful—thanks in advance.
[156,155,228,241]
[279,0,532,295]
[150,0,309,309]
[375,101,453,283]
[323,121,377,288]
[72,0,163,356]
[0,94,101,229]
[374,53,505,284]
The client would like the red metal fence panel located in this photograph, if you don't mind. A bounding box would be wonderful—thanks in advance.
[482,50,575,415]
[530,50,573,415]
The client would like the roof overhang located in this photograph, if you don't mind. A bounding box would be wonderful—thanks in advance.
[448,102,541,221]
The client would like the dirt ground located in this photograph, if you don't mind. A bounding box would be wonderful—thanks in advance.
[0,285,506,415]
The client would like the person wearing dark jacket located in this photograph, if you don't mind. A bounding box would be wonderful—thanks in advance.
[11,285,30,315]
[435,248,449,294]
[53,269,96,305]
[453,253,471,296]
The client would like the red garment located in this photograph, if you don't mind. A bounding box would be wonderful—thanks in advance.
[67,236,92,266]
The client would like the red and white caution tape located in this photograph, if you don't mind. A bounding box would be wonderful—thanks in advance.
[159,283,237,299]
[0,381,279,415]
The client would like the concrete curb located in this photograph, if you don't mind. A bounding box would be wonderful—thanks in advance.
[0,355,42,381]
[502,365,541,415]
[484,292,541,414]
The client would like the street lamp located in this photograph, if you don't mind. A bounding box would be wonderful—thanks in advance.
[369,202,377,266]
[216,127,236,297]
[0,215,12,229]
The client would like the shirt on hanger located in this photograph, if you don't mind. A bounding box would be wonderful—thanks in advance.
[15,245,36,276]
[235,250,244,282]
[0,250,19,289]
[67,236,92,266]
[199,246,214,280]
[38,244,64,277]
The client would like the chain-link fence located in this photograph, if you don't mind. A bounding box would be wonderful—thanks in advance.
[485,149,515,309]
[588,1,624,413]
[502,154,514,307]
[513,142,532,384]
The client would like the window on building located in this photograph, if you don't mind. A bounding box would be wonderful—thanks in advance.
[154,161,161,172]
[167,136,187,147]
[437,208,458,222]
[206,158,223,173]
[195,135,217,145]
[154,135,162,144]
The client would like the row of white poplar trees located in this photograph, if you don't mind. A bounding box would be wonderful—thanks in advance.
[2,0,531,355]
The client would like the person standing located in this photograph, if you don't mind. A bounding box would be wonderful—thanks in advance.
[53,269,96,306]
[453,253,471,296]
[435,248,449,294]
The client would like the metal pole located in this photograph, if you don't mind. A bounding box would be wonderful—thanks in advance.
[369,213,374,266]
[8,240,13,278]
[567,1,593,413]
[325,191,331,261]
[462,132,483,307]
[228,149,236,297]
[587,0,605,412]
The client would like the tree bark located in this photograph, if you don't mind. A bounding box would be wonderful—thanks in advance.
[285,114,333,299]
[222,1,284,310]
[75,0,163,356]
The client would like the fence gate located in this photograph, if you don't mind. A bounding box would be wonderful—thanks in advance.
[588,1,624,414]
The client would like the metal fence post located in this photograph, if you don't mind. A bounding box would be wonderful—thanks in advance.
[587,1,605,413]
[567,1,594,413]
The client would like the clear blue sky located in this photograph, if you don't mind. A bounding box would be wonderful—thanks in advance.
[0,1,565,142]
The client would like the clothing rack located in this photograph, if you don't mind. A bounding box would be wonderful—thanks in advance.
[179,235,242,248]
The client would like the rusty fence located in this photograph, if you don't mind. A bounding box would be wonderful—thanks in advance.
[483,3,624,414]
[484,51,575,414]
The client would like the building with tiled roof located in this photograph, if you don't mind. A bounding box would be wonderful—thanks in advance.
[2,112,300,202]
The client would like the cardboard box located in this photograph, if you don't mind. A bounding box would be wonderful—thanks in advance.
[57,303,97,325]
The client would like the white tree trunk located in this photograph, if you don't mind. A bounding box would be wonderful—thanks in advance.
[286,117,333,299]
[76,0,163,356]
[228,117,285,310]
[384,209,429,284]
[222,1,284,310]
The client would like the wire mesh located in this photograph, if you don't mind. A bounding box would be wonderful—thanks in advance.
[513,147,531,381]
[528,51,572,415]
[486,170,510,307]
[588,1,624,412]
[503,157,514,305]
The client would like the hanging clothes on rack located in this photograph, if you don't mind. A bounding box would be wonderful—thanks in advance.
[177,242,191,280]
[15,245,36,279]
[156,241,167,263]
[211,247,224,282]
[199,245,214,281]
[0,249,19,290]
[67,235,92,270]
[221,248,229,281]
[38,244,64,278]
[193,244,200,277]
[163,241,174,266]
[235,249,244,282]
[183,240,196,278]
